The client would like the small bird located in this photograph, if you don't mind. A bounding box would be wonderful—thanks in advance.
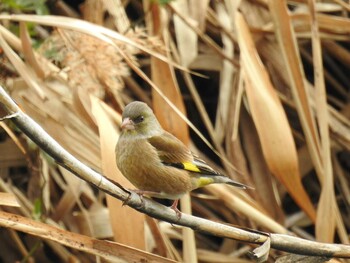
[116,101,250,217]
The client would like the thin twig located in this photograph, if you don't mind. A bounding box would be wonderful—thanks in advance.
[0,85,350,258]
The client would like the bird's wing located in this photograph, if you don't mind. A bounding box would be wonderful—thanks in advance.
[148,132,220,176]
[147,132,193,163]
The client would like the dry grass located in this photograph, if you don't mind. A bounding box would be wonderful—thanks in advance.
[0,0,349,262]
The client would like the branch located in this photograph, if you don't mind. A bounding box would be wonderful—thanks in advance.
[0,210,175,263]
[0,85,349,258]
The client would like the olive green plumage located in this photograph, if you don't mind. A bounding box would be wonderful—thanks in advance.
[116,101,250,215]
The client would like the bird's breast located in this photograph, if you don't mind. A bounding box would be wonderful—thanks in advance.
[116,137,193,198]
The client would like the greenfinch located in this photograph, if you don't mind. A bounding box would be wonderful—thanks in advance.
[116,101,250,217]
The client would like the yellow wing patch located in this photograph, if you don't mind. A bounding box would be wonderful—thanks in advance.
[183,162,201,172]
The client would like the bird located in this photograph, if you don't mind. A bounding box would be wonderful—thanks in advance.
[116,101,251,217]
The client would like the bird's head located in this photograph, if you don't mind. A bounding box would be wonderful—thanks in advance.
[120,101,162,137]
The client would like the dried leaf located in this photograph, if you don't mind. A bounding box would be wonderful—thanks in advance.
[249,236,270,262]
[150,32,189,143]
[88,203,114,239]
[268,1,322,176]
[240,110,285,223]
[308,0,336,242]
[52,168,87,222]
[90,95,145,249]
[172,0,198,67]
[0,192,20,207]
[214,3,236,144]
[205,184,288,234]
[102,0,130,32]
[188,0,210,31]
[0,14,190,73]
[19,21,45,79]
[0,30,46,99]
[0,211,174,262]
[235,12,316,221]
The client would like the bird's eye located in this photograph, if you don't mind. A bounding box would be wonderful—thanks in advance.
[134,115,144,124]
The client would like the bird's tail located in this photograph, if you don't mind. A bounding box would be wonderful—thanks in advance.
[214,176,254,190]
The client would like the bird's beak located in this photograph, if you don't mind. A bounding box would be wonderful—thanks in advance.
[121,117,135,130]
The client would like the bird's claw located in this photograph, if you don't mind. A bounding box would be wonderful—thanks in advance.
[170,200,182,220]
[122,189,145,209]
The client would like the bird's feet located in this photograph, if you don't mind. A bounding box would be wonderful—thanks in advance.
[125,189,162,208]
[122,189,148,207]
[170,199,182,219]
[124,190,182,220]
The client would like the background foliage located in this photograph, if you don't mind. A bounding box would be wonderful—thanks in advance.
[0,0,349,262]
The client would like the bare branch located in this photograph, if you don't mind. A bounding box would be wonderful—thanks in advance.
[0,85,349,258]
